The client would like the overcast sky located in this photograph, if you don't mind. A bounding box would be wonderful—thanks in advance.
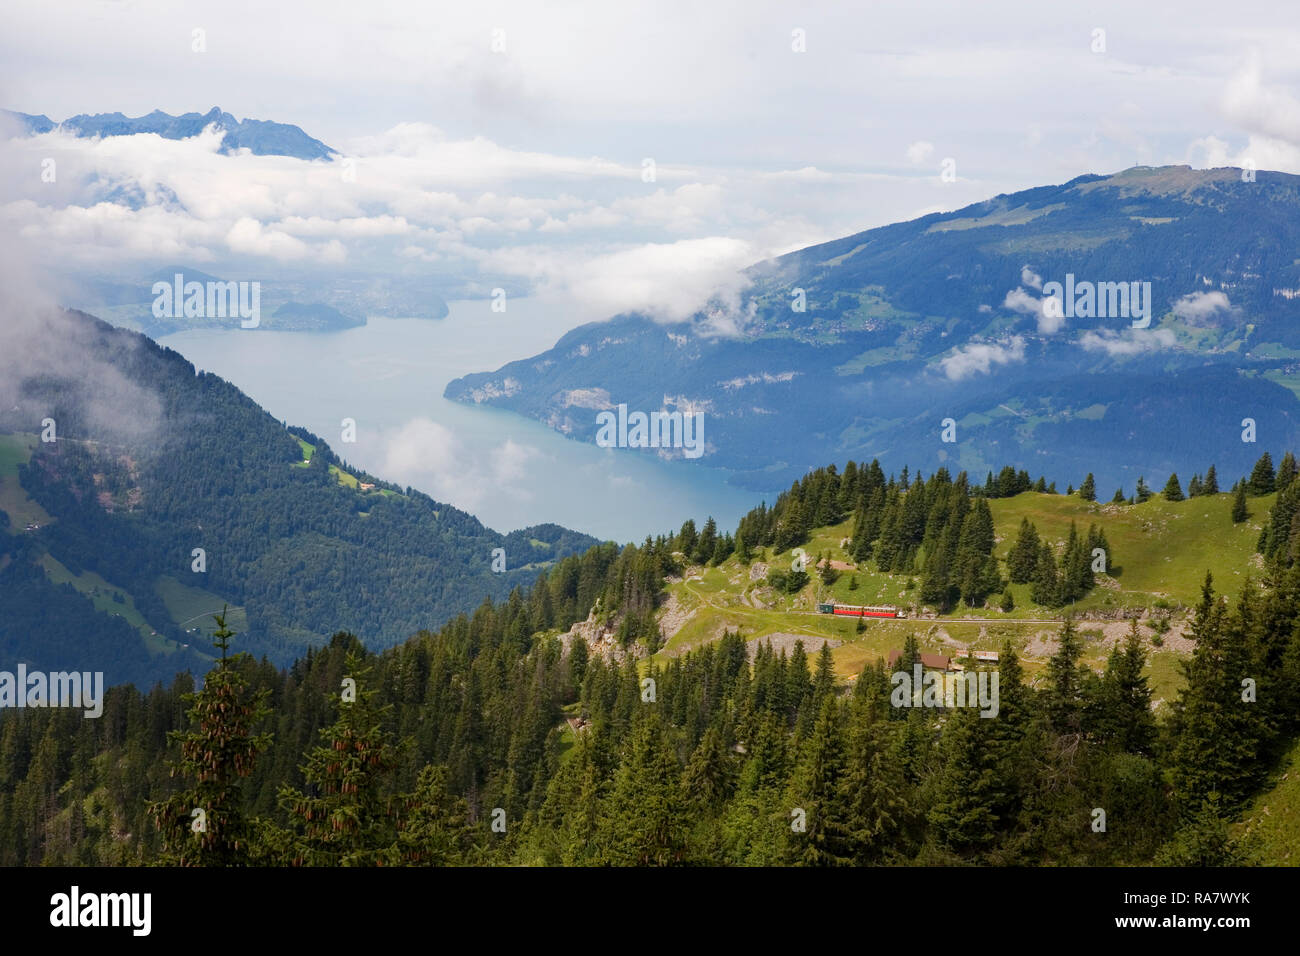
[3,0,1300,323]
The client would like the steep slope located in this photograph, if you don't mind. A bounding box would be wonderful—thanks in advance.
[0,309,597,686]
[447,165,1300,494]
[650,476,1271,707]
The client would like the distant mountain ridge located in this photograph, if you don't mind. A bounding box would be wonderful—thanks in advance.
[3,106,335,159]
[447,165,1300,496]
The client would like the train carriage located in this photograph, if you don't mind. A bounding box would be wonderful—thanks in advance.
[817,603,905,619]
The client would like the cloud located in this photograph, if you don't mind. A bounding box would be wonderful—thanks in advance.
[1002,287,1040,315]
[1078,328,1177,356]
[0,120,164,443]
[939,336,1026,380]
[1220,55,1300,149]
[477,235,757,329]
[1020,264,1042,290]
[375,417,540,511]
[1003,286,1065,334]
[905,141,935,165]
[1172,290,1232,323]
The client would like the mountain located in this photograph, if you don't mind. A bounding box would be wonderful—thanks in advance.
[61,268,450,335]
[446,165,1300,496]
[652,459,1276,707]
[3,106,335,159]
[0,309,598,687]
[5,450,1296,868]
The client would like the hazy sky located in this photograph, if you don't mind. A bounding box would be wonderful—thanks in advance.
[3,0,1300,324]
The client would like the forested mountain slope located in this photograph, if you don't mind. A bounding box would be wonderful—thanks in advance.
[0,309,597,686]
[448,165,1300,493]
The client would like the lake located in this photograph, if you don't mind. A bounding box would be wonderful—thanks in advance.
[159,299,763,542]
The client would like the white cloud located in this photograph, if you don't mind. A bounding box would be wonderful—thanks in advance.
[905,141,935,165]
[1078,328,1177,356]
[939,336,1026,380]
[1172,290,1232,322]
[376,417,540,511]
[476,236,757,328]
[1020,264,1042,290]
[1003,287,1040,315]
[1003,286,1066,334]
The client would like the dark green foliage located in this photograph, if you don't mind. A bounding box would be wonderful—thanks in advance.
[9,456,1300,867]
[1249,452,1276,496]
[1078,474,1096,501]
[1232,483,1249,523]
[1162,473,1184,502]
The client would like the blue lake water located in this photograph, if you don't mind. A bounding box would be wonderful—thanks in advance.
[159,299,762,542]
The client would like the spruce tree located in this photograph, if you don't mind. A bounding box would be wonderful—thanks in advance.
[1093,618,1156,755]
[1278,451,1298,492]
[150,610,272,866]
[787,696,852,866]
[1135,476,1152,503]
[927,701,999,853]
[279,648,406,866]
[1232,482,1248,523]
[1007,518,1041,584]
[1162,473,1184,502]
[599,713,688,865]
[1249,452,1276,495]
[1044,618,1084,734]
[1203,464,1219,494]
[1078,473,1096,501]
[1169,575,1270,812]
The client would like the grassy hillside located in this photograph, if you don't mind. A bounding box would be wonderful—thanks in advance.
[0,433,51,531]
[653,487,1270,704]
[1237,736,1300,864]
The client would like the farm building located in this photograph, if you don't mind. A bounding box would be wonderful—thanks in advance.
[887,649,953,672]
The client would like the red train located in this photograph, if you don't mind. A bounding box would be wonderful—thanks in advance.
[817,603,905,619]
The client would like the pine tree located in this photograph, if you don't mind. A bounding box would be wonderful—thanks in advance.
[1078,474,1096,501]
[1006,518,1041,584]
[1204,465,1219,495]
[1187,474,1203,498]
[928,701,999,853]
[1092,618,1156,755]
[1169,575,1270,812]
[787,697,852,866]
[1030,542,1060,607]
[149,610,272,866]
[1044,618,1084,734]
[1111,488,1126,504]
[1232,482,1248,523]
[397,765,472,865]
[840,704,906,863]
[1135,476,1152,503]
[1278,452,1298,492]
[279,648,406,866]
[1162,473,1184,502]
[1249,452,1276,495]
[599,713,687,865]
